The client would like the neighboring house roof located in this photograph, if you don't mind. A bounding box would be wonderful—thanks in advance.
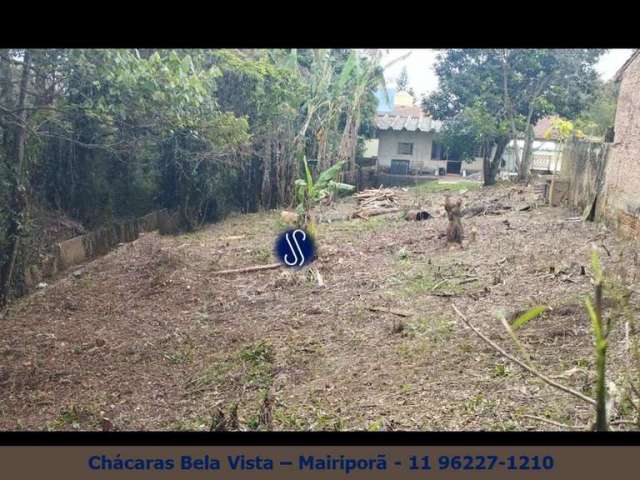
[533,116,560,140]
[533,115,600,141]
[375,105,442,133]
[613,49,640,83]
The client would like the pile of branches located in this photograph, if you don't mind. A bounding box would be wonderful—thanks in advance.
[461,189,533,218]
[352,187,400,219]
[463,203,513,218]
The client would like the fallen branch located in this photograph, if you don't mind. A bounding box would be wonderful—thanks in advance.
[352,207,401,219]
[451,304,596,406]
[521,415,585,430]
[425,292,457,297]
[463,204,511,218]
[220,235,246,242]
[212,263,282,275]
[611,420,639,427]
[367,307,414,317]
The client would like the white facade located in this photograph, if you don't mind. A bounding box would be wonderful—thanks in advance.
[377,129,435,170]
[376,129,484,174]
[502,139,564,173]
[373,90,483,176]
[362,139,379,159]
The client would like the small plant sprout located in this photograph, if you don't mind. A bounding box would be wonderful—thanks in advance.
[585,248,609,431]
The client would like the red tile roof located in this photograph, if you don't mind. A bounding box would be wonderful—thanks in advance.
[533,116,560,140]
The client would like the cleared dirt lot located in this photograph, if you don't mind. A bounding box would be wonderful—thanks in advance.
[1,182,639,431]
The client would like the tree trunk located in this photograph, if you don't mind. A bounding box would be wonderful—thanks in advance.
[518,123,534,183]
[0,50,31,306]
[501,50,521,172]
[260,139,273,209]
[517,77,547,183]
[483,139,508,186]
[0,49,14,151]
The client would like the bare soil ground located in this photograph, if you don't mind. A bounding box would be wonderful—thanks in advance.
[2,182,639,431]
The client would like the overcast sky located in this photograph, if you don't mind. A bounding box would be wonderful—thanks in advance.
[380,49,635,100]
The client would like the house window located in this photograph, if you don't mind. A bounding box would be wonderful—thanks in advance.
[431,142,445,160]
[397,142,414,155]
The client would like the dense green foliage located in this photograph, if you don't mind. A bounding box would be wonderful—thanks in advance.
[576,80,618,139]
[0,48,383,303]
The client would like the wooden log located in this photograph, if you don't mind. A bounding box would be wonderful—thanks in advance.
[353,207,401,219]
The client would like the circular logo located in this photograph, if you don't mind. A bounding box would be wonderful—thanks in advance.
[274,228,316,268]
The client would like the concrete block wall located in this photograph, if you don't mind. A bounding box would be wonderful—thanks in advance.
[22,209,166,292]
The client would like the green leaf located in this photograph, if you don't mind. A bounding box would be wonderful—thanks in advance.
[327,180,355,192]
[511,305,547,331]
[336,51,358,93]
[585,297,603,343]
[315,161,346,189]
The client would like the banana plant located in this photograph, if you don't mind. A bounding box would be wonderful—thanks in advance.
[294,156,354,236]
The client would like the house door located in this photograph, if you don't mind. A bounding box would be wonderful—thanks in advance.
[447,161,462,175]
[390,159,410,175]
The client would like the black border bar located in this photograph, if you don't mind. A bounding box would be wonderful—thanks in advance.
[1,432,639,446]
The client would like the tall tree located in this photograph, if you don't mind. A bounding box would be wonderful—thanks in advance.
[424,49,604,185]
[501,49,604,181]
[423,49,510,186]
[575,80,618,139]
[396,65,409,91]
[0,50,31,306]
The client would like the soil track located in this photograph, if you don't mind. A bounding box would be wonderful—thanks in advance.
[2,182,639,431]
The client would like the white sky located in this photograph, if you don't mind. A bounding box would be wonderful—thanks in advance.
[380,49,635,100]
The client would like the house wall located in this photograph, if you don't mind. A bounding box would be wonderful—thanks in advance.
[599,51,640,238]
[377,130,483,174]
[362,139,379,159]
[377,130,438,172]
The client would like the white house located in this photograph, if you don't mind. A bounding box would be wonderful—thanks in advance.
[501,116,565,177]
[371,91,484,176]
[365,92,569,179]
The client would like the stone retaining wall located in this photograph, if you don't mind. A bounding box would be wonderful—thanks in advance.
[22,209,166,291]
